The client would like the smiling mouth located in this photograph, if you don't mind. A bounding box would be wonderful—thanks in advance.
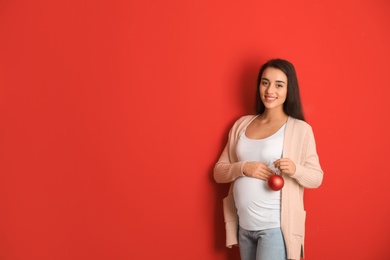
[265,96,277,101]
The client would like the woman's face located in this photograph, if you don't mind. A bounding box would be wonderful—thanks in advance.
[259,67,288,111]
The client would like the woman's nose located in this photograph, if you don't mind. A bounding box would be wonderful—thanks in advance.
[265,84,275,93]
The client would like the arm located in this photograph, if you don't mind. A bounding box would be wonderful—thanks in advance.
[213,145,246,183]
[290,129,324,188]
[214,115,270,183]
[214,137,275,183]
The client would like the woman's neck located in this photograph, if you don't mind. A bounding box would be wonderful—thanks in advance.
[259,109,288,123]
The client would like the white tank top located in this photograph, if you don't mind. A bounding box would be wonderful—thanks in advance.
[233,124,285,231]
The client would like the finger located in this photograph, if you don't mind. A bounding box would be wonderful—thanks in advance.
[257,174,268,181]
[280,168,289,173]
[273,160,280,167]
[275,158,289,162]
[280,166,291,173]
[279,164,288,169]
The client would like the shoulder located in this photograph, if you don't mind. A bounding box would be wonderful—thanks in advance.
[233,115,257,129]
[235,115,257,124]
[287,117,314,136]
[228,115,257,136]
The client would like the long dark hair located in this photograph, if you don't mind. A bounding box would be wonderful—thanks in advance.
[255,58,305,121]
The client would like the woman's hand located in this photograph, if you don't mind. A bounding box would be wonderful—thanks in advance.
[242,161,275,181]
[273,158,296,176]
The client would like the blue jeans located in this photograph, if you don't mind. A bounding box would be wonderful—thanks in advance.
[238,226,287,260]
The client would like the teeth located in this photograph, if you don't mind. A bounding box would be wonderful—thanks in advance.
[266,96,276,100]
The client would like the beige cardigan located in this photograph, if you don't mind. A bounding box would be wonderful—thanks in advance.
[214,115,323,260]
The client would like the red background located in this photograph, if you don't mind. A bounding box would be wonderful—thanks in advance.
[1,0,389,259]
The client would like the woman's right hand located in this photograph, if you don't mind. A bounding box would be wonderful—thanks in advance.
[242,161,275,181]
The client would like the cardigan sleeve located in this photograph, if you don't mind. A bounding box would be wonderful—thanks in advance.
[290,126,324,188]
[214,144,246,183]
[214,117,251,183]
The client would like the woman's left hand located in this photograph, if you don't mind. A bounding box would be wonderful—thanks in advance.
[273,158,296,176]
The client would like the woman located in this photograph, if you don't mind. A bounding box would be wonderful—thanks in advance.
[214,59,323,260]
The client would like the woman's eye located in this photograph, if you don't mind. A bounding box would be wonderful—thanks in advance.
[277,84,283,88]
[261,81,269,86]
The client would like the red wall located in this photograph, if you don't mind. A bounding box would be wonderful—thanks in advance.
[1,0,389,259]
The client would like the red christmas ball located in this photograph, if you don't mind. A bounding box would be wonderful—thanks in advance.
[267,174,284,191]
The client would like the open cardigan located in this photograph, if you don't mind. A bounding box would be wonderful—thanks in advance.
[214,115,323,260]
